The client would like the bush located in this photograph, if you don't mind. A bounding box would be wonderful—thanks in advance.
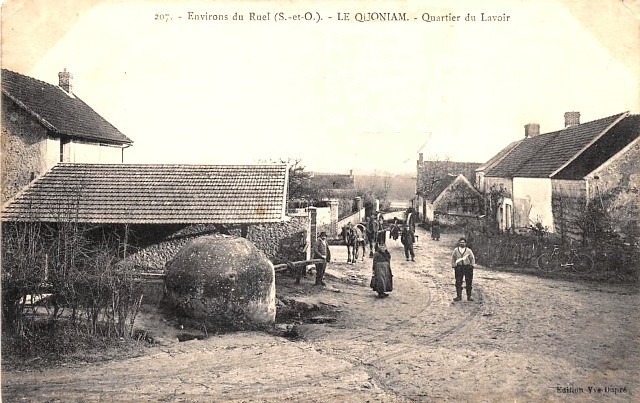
[2,221,144,360]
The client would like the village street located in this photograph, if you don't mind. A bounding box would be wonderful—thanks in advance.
[2,227,638,402]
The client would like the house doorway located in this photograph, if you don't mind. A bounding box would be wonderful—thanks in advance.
[497,198,513,232]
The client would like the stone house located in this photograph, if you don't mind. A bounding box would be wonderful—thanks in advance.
[1,69,132,203]
[415,153,481,221]
[421,173,484,223]
[477,111,640,240]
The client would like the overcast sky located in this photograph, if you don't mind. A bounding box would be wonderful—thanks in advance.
[2,0,638,174]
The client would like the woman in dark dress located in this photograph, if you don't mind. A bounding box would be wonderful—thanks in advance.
[431,217,441,241]
[370,243,393,298]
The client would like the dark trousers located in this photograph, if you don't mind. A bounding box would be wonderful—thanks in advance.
[315,260,327,284]
[404,244,415,259]
[454,265,474,297]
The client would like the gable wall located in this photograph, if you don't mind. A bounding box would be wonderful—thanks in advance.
[1,97,58,203]
[588,141,640,236]
[433,179,483,217]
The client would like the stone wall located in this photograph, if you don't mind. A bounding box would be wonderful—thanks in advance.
[551,143,640,242]
[1,97,51,203]
[589,141,640,237]
[244,215,310,265]
[433,183,483,217]
[551,180,587,243]
[120,215,311,272]
[120,224,220,272]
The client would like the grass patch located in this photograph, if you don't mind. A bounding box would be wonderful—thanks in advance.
[1,318,151,371]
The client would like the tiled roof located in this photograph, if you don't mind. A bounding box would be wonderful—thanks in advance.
[485,112,628,178]
[2,164,288,224]
[425,174,457,202]
[476,140,521,172]
[1,69,132,145]
[418,160,482,190]
[555,114,640,179]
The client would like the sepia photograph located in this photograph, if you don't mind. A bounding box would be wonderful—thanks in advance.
[1,0,639,401]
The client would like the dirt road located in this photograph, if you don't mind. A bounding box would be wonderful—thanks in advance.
[3,228,638,402]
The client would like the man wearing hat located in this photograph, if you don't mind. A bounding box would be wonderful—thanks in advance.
[401,225,415,262]
[313,231,331,286]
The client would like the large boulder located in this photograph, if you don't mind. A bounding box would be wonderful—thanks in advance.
[164,235,276,330]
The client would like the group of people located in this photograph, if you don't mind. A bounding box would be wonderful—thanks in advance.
[310,215,476,302]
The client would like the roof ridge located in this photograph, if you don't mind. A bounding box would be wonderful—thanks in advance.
[540,111,629,137]
[2,69,133,145]
[501,132,557,176]
[549,111,630,177]
[1,68,56,89]
[56,163,288,167]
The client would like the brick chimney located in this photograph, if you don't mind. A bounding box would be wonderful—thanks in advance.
[564,111,580,127]
[58,68,72,94]
[524,123,540,138]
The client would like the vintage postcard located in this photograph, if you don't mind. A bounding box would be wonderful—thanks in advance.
[1,0,638,401]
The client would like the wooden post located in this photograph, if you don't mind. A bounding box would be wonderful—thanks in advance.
[123,223,129,259]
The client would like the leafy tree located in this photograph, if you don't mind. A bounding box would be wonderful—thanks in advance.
[286,159,324,202]
[258,158,321,204]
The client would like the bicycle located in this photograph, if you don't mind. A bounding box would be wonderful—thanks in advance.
[536,246,594,273]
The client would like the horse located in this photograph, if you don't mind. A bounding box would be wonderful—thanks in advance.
[341,223,368,263]
[365,216,380,257]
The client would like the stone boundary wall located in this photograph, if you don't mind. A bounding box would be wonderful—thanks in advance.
[121,224,221,272]
[243,215,310,265]
[336,208,365,230]
[121,215,311,272]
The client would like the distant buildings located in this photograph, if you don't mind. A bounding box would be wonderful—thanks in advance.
[309,170,355,190]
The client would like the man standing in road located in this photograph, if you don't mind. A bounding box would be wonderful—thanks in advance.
[401,225,415,262]
[314,231,331,286]
[451,237,476,301]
